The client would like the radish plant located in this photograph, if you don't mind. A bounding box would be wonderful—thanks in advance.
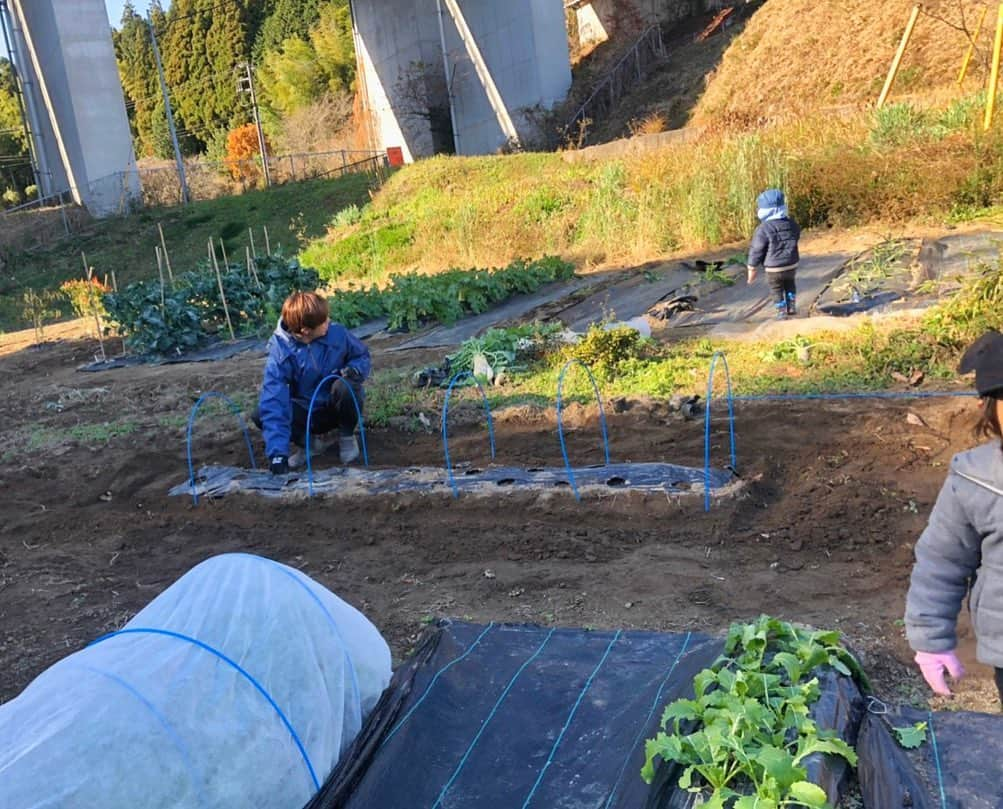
[642,615,865,808]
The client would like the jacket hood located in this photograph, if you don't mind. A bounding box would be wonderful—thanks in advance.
[952,440,1003,492]
[271,319,298,352]
[756,189,788,222]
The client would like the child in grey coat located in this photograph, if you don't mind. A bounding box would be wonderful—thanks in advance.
[906,330,1003,703]
[746,188,802,318]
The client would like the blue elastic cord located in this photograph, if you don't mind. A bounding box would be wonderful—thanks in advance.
[704,352,737,512]
[442,371,497,498]
[521,630,622,809]
[72,664,207,807]
[432,628,556,809]
[305,373,369,497]
[382,622,496,746]
[233,553,362,730]
[602,632,693,809]
[730,390,978,402]
[928,711,947,809]
[88,627,319,791]
[186,392,257,506]
[557,360,611,501]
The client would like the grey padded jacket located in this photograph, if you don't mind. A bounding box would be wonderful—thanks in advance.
[905,440,1003,666]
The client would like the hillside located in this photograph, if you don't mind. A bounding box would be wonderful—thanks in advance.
[693,0,990,124]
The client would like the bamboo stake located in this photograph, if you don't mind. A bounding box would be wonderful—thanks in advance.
[157,222,175,284]
[877,5,922,109]
[246,244,262,288]
[80,252,107,362]
[209,239,236,340]
[263,225,271,256]
[219,237,230,270]
[959,5,989,86]
[248,227,258,258]
[155,246,167,315]
[111,270,118,293]
[986,3,1003,130]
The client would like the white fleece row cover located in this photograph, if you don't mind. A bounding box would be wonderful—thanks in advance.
[0,553,392,809]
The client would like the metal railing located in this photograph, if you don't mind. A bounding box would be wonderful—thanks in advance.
[564,24,667,140]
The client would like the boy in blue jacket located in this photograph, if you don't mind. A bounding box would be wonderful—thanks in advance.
[254,291,371,474]
[746,188,802,318]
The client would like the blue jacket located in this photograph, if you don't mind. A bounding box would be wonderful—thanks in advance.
[259,320,371,458]
[748,217,801,270]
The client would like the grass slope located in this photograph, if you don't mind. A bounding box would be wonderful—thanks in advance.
[694,0,990,124]
[0,174,372,330]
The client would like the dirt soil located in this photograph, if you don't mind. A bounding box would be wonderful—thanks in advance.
[1,332,999,719]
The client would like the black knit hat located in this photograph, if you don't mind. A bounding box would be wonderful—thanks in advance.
[959,330,1003,397]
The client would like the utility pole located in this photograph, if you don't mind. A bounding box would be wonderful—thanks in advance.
[237,61,271,187]
[148,13,189,204]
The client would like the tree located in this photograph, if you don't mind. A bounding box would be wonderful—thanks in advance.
[257,1,356,127]
[225,123,269,184]
[0,59,32,195]
[113,2,159,156]
[253,0,325,60]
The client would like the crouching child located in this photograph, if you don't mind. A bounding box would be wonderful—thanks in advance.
[254,291,370,474]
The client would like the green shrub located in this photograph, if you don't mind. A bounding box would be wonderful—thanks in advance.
[565,324,646,379]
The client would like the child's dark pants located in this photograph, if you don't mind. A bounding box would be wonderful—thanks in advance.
[253,378,364,446]
[767,269,797,311]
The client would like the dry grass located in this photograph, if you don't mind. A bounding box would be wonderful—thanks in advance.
[694,0,992,125]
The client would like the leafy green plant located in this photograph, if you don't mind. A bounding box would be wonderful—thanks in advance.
[448,322,563,376]
[642,615,864,808]
[834,239,909,297]
[892,722,927,749]
[566,323,646,379]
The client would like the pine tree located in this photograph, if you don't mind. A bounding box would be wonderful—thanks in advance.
[112,2,159,156]
[253,0,325,61]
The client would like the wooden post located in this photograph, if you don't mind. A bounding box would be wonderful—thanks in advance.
[111,270,118,293]
[959,5,989,86]
[210,239,236,340]
[246,245,262,288]
[81,252,107,361]
[155,246,167,315]
[219,237,230,269]
[877,5,922,109]
[986,3,1003,130]
[248,227,257,258]
[157,222,174,284]
[263,225,271,256]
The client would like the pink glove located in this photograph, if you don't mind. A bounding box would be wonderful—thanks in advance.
[915,650,965,696]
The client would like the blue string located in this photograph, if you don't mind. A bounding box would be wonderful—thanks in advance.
[521,630,622,809]
[432,628,556,809]
[382,622,496,746]
[928,710,948,809]
[71,664,208,807]
[186,392,257,506]
[441,371,497,498]
[704,352,737,513]
[232,553,362,730]
[556,359,611,501]
[729,390,978,402]
[602,631,693,809]
[88,627,319,791]
[305,373,369,497]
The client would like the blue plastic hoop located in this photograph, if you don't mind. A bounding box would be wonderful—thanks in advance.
[186,392,257,506]
[442,371,496,498]
[704,351,737,512]
[306,373,369,497]
[556,359,611,502]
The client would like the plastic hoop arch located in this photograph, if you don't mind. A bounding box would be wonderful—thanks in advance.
[556,359,611,502]
[306,373,369,497]
[441,371,497,498]
[704,351,737,512]
[186,392,257,506]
